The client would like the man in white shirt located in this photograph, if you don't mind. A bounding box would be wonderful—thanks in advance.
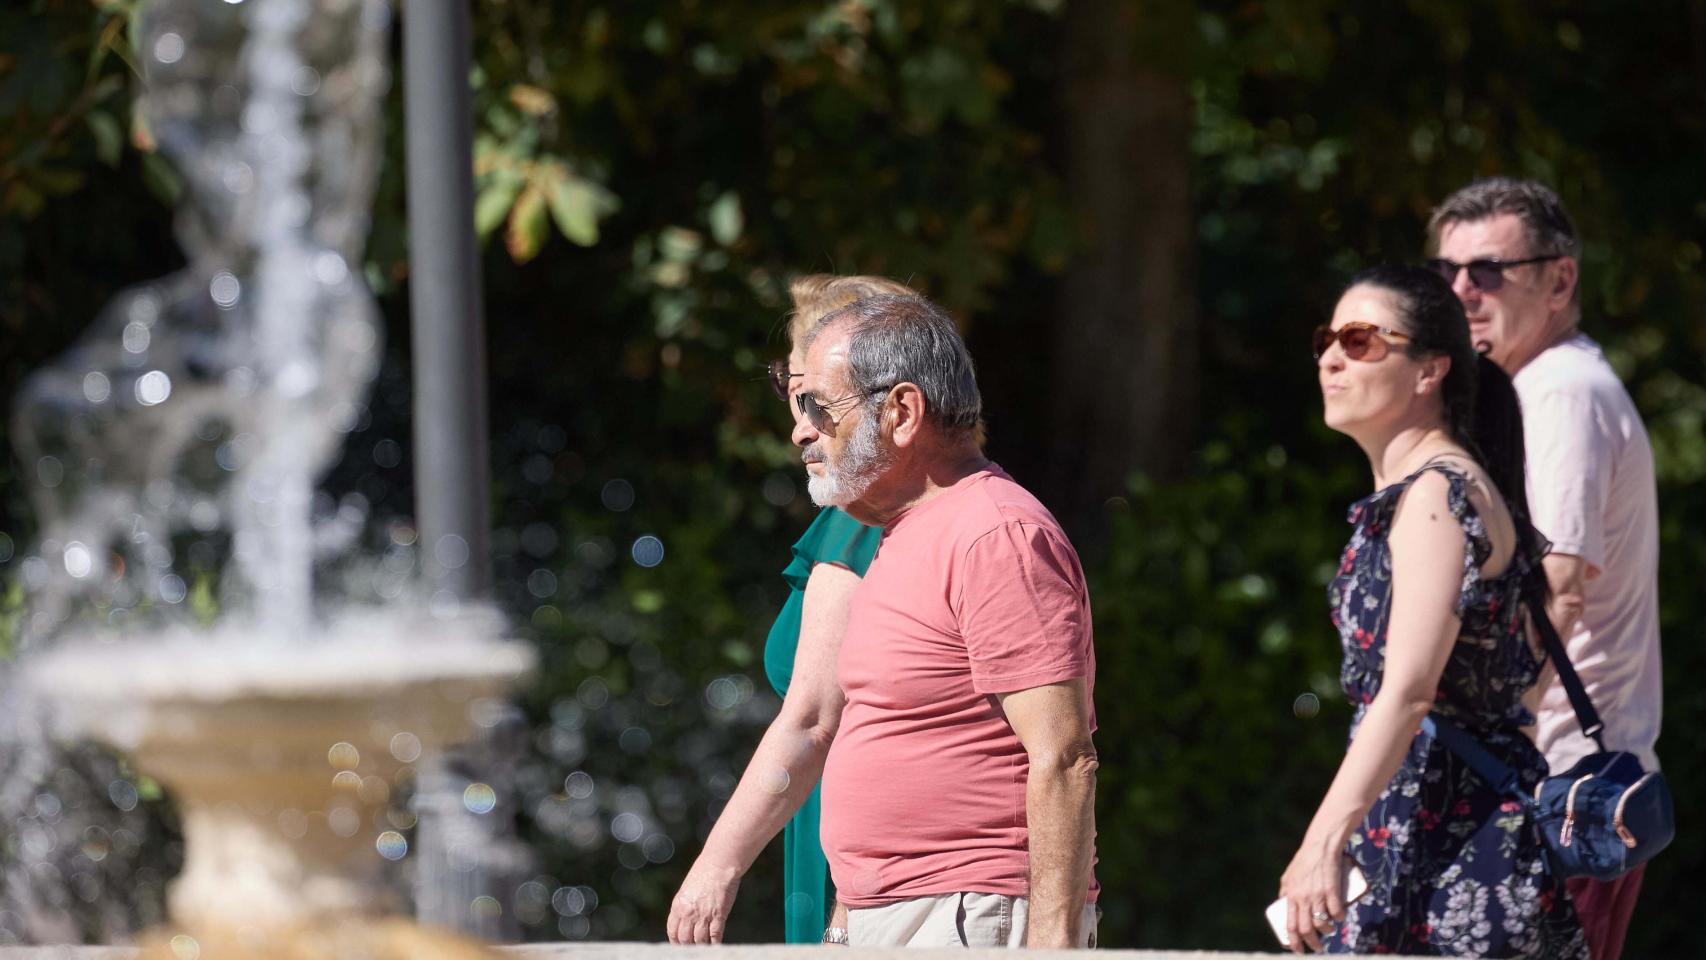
[1427,178,1662,960]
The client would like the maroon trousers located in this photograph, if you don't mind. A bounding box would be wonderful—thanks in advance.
[1566,864,1646,960]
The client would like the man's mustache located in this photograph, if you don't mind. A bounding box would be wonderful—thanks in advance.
[801,443,823,465]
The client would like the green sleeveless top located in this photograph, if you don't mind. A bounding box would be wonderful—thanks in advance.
[762,506,881,942]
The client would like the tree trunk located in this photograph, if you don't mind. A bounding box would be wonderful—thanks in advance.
[1051,0,1197,529]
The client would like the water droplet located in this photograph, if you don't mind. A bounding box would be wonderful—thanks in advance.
[618,725,652,754]
[313,250,348,285]
[521,522,558,558]
[435,534,470,570]
[851,869,881,895]
[221,161,254,194]
[123,321,152,353]
[82,372,111,403]
[463,782,498,815]
[576,676,609,710]
[705,677,739,710]
[327,742,360,769]
[332,770,362,791]
[209,271,241,307]
[352,776,387,807]
[278,809,309,839]
[36,456,64,489]
[759,766,791,795]
[0,532,13,563]
[168,934,199,960]
[371,438,402,468]
[610,812,644,843]
[527,568,558,599]
[631,535,664,568]
[564,771,595,799]
[376,831,408,861]
[1293,692,1322,720]
[559,916,591,939]
[389,731,422,763]
[81,826,111,863]
[291,66,322,96]
[108,780,138,812]
[159,574,188,604]
[470,895,502,921]
[762,473,796,506]
[328,806,361,838]
[153,33,186,65]
[785,891,818,918]
[551,885,587,916]
[523,454,554,484]
[63,542,94,579]
[35,792,63,819]
[600,478,635,512]
[135,370,173,406]
[643,833,676,864]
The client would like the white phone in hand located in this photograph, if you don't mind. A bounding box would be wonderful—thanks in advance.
[1265,862,1369,949]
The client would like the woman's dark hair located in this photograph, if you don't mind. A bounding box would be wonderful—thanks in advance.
[1347,265,1548,595]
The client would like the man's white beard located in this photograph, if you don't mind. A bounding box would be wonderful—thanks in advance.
[807,408,890,507]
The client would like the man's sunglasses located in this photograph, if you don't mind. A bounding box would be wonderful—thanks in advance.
[1424,254,1562,292]
[766,358,800,400]
[795,386,892,432]
[1312,322,1413,362]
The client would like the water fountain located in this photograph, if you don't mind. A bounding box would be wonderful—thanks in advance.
[7,0,532,955]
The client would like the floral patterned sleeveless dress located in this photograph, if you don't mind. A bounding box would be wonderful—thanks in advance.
[1324,461,1588,958]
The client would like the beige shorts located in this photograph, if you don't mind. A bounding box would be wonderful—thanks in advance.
[847,892,1099,948]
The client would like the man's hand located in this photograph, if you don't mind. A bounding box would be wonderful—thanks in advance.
[667,860,742,944]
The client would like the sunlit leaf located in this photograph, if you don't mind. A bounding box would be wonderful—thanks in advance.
[509,83,557,116]
[707,191,743,246]
[475,168,525,238]
[506,182,549,263]
[138,150,180,203]
[87,110,123,167]
[546,173,618,247]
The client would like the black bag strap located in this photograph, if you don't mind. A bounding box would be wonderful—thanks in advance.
[1525,594,1607,752]
[1421,714,1527,799]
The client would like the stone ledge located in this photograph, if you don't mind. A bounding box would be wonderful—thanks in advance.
[0,944,1298,960]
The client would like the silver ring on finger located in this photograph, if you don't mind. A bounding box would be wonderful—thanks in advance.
[1312,910,1332,924]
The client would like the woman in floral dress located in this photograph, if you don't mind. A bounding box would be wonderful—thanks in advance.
[1279,265,1587,958]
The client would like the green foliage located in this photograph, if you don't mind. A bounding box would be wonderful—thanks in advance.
[1091,443,1365,947]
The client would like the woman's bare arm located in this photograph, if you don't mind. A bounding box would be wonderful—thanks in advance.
[1279,472,1470,951]
[667,561,861,944]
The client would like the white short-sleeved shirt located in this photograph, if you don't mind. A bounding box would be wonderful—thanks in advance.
[1515,333,1662,771]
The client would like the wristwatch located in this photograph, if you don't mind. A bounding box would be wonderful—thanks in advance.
[820,927,850,946]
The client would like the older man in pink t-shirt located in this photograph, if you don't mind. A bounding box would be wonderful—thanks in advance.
[791,293,1098,949]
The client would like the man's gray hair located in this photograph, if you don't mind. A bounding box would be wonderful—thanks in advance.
[1428,177,1579,259]
[806,294,982,439]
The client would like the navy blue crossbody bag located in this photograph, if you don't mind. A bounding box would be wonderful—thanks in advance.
[1421,595,1674,881]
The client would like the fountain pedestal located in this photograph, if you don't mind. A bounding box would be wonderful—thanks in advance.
[25,614,531,958]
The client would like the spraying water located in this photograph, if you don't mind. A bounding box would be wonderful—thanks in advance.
[9,0,387,645]
[2,0,533,945]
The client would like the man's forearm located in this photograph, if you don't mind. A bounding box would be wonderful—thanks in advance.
[1024,753,1097,947]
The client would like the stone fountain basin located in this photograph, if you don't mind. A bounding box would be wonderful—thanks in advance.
[20,608,534,935]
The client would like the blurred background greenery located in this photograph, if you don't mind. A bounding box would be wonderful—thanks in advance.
[2,0,1702,952]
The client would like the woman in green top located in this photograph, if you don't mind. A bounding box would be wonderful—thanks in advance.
[666,275,916,945]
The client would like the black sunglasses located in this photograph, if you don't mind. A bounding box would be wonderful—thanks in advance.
[766,358,800,400]
[1425,254,1562,292]
[795,386,892,432]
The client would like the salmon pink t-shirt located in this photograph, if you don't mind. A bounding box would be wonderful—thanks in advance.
[820,464,1097,908]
